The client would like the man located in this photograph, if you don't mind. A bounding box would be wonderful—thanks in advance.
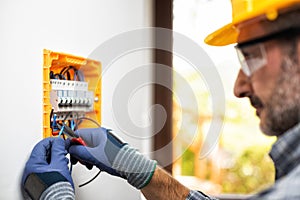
[22,0,300,199]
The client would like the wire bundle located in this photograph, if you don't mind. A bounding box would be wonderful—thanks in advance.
[50,66,84,81]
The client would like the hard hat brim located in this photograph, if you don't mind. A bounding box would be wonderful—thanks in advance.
[204,23,239,46]
[204,0,300,46]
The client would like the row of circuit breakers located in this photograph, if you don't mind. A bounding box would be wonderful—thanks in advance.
[43,49,101,138]
[50,79,94,116]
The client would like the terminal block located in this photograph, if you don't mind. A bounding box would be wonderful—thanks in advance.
[43,49,101,138]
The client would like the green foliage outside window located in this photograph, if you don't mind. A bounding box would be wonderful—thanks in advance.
[181,149,195,176]
[221,145,275,194]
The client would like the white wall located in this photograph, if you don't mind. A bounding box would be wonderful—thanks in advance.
[0,0,153,199]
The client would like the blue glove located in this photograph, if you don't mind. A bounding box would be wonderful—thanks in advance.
[68,127,126,177]
[22,137,73,189]
[69,127,157,189]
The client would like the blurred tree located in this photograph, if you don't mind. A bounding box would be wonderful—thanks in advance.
[221,145,275,194]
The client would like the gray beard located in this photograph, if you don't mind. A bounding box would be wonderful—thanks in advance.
[263,58,300,136]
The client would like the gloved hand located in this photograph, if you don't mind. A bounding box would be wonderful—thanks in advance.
[68,128,126,177]
[22,137,73,193]
[68,127,157,189]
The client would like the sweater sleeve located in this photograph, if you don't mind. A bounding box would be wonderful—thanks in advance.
[186,190,219,200]
[23,172,75,200]
[40,182,75,200]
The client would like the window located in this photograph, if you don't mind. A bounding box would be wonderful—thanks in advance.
[172,0,275,196]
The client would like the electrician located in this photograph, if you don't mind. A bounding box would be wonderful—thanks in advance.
[22,0,300,199]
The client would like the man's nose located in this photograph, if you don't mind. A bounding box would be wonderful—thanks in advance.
[234,70,253,98]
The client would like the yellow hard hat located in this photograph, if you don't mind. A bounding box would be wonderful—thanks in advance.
[205,0,300,46]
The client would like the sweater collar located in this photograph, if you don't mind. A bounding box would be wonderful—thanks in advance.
[269,123,300,179]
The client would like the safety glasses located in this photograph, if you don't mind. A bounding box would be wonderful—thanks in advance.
[234,28,300,77]
[235,43,267,77]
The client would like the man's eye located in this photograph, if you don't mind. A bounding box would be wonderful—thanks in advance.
[243,51,257,59]
[243,52,251,59]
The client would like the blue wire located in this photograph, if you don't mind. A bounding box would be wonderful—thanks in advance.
[58,125,65,136]
[52,114,57,129]
[74,73,77,81]
[71,120,75,130]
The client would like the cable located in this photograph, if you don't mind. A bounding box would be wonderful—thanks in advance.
[71,120,75,130]
[77,116,101,127]
[73,116,102,187]
[77,69,84,81]
[58,125,65,136]
[59,67,71,80]
[60,66,81,81]
[50,71,55,79]
[79,170,101,187]
[62,112,72,123]
[50,109,54,127]
[53,73,66,80]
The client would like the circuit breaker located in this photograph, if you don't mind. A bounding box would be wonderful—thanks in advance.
[43,49,101,138]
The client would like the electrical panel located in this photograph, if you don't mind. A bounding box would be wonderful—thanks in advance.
[43,49,101,138]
